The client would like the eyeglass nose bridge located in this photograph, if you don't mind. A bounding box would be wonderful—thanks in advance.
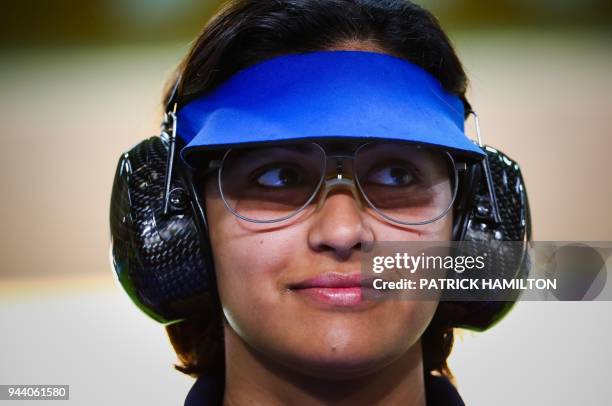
[315,176,364,211]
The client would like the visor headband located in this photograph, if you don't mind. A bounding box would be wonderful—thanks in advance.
[177,50,485,165]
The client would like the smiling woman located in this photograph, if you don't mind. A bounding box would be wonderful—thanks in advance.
[108,0,531,405]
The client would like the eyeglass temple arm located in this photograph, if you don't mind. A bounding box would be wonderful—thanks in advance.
[161,105,178,216]
[160,72,184,216]
[469,111,502,225]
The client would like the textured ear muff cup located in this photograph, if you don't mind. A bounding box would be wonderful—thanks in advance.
[110,137,214,324]
[437,146,531,331]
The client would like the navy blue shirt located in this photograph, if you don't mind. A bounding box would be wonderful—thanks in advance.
[185,373,465,405]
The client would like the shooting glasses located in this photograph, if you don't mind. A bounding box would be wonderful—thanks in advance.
[204,141,464,225]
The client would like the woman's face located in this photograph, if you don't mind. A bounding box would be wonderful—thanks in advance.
[203,139,454,379]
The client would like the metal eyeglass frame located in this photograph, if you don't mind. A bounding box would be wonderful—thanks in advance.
[207,142,466,226]
[159,106,496,227]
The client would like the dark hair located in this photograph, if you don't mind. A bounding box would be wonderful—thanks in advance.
[165,0,469,380]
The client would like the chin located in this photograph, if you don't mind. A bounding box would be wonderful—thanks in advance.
[274,335,406,380]
[286,353,396,380]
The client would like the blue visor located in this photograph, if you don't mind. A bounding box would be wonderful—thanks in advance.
[177,50,485,165]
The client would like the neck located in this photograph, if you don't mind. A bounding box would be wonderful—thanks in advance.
[222,323,427,406]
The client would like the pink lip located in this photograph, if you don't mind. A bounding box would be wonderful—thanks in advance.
[289,273,374,307]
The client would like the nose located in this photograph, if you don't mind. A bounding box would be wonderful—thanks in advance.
[307,185,373,261]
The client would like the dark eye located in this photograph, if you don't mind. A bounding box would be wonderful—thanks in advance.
[254,165,304,188]
[366,166,415,186]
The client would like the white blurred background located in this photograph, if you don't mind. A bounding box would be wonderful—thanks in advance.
[1,1,611,404]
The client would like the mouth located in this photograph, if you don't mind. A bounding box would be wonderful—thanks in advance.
[288,273,378,307]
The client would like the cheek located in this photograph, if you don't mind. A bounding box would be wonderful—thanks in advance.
[204,191,303,334]
[375,300,438,355]
[370,211,453,241]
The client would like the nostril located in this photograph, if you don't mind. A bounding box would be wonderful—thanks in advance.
[329,243,360,261]
[309,226,366,261]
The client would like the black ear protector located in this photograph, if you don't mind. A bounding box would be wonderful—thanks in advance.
[444,114,532,330]
[109,80,532,328]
